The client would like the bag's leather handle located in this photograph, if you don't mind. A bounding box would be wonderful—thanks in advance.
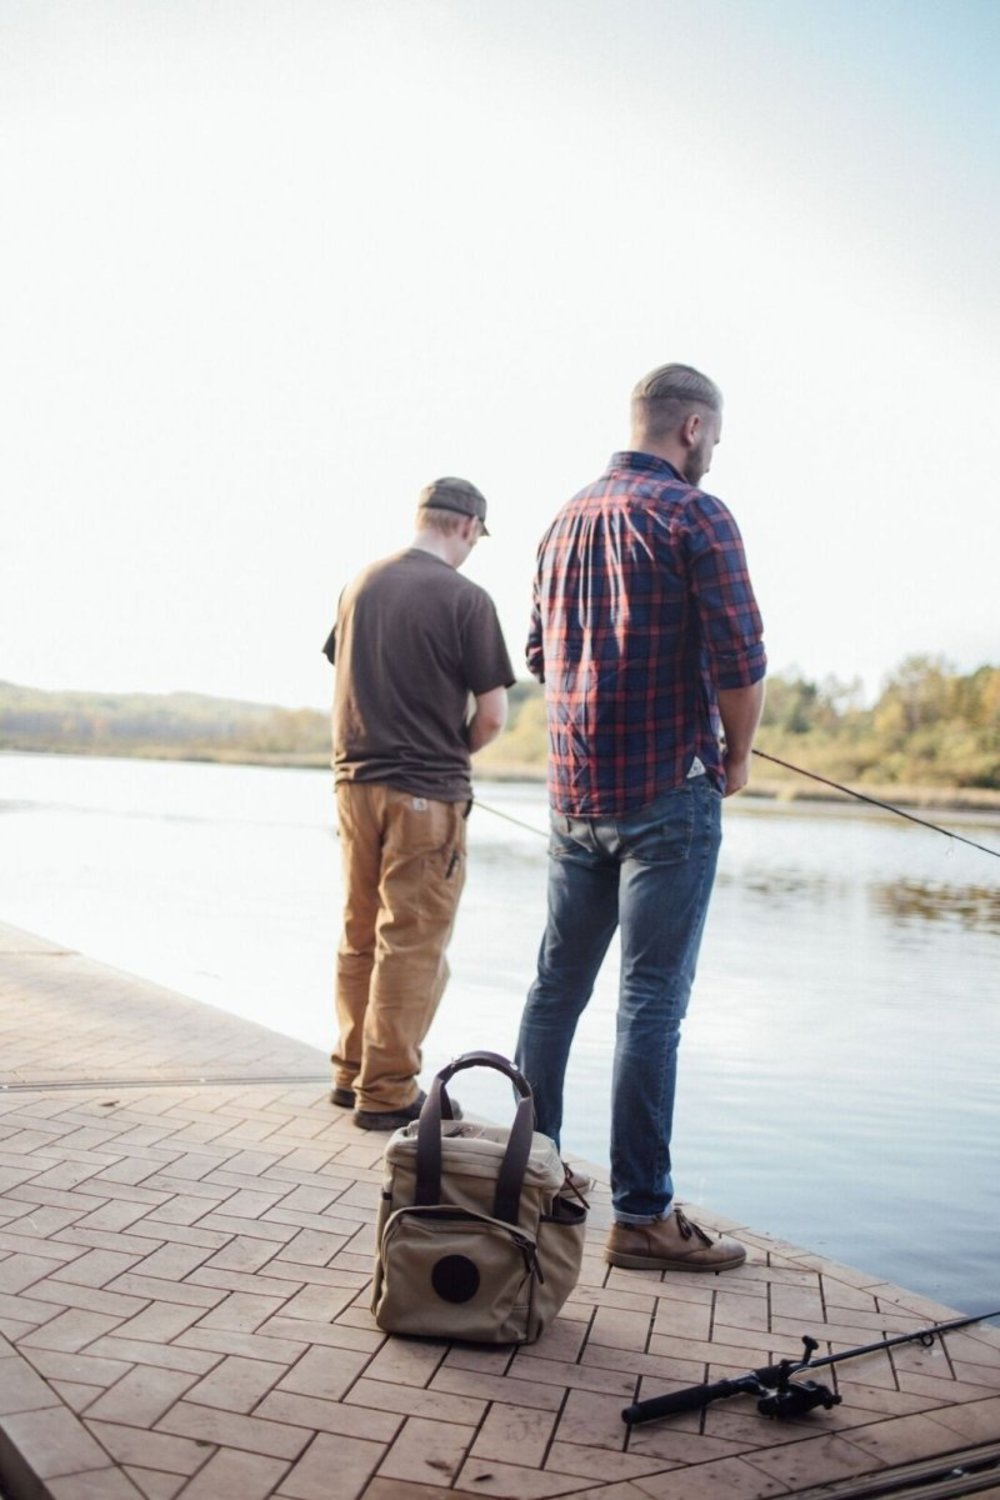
[432,1049,532,1099]
[414,1052,536,1227]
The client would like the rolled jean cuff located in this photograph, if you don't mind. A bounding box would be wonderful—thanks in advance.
[613,1209,670,1227]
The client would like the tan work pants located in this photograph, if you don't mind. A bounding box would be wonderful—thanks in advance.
[333,782,468,1112]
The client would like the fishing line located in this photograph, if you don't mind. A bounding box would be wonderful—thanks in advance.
[474,753,1000,859]
[472,798,548,838]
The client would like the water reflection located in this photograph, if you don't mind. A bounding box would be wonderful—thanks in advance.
[715,864,1000,935]
[715,865,845,906]
[872,878,1000,933]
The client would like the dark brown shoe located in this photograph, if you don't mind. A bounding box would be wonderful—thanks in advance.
[330,1087,356,1109]
[605,1206,745,1272]
[353,1091,464,1132]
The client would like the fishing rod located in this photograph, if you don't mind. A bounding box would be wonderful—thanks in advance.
[622,1307,1000,1426]
[752,749,1000,859]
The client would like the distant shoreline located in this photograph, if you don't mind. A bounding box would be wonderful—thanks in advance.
[5,744,1000,820]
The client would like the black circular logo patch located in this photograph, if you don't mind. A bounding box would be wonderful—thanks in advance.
[431,1254,480,1304]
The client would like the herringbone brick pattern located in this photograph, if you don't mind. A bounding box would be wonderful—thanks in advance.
[2,922,1000,1499]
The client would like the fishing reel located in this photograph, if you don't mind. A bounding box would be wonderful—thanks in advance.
[757,1378,842,1419]
[754,1335,841,1419]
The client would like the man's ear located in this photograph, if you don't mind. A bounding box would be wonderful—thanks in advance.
[680,411,702,449]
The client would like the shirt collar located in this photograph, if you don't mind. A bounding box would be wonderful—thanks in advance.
[608,451,685,483]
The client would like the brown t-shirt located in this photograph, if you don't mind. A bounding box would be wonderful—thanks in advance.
[325,548,515,801]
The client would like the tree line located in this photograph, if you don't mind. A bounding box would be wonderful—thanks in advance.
[753,656,1000,790]
[0,682,330,764]
[2,656,998,791]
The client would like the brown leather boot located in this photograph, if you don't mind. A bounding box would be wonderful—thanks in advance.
[605,1206,745,1272]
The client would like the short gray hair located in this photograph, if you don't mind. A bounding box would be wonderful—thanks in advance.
[631,362,722,440]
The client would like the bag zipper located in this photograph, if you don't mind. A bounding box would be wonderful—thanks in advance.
[511,1229,544,1285]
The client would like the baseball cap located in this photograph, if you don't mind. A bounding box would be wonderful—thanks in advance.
[418,477,490,536]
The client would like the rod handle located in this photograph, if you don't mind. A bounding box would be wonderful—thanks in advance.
[622,1377,744,1425]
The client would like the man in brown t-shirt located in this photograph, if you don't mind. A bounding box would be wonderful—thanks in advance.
[323,478,514,1130]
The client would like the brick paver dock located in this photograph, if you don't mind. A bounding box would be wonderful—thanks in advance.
[2,921,999,1499]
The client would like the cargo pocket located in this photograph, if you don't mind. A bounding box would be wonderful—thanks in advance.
[418,807,467,924]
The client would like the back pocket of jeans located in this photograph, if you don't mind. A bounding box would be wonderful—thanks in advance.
[620,791,694,865]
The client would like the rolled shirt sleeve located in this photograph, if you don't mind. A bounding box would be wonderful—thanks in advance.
[685,494,766,689]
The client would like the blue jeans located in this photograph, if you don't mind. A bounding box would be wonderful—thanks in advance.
[516,777,722,1223]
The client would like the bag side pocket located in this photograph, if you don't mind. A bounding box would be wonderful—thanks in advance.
[373,1205,539,1344]
[530,1199,587,1341]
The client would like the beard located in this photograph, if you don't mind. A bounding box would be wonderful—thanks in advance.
[682,434,711,487]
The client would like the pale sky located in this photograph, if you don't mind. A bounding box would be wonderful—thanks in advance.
[3,0,998,711]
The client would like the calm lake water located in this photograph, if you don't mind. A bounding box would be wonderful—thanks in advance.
[2,752,999,1314]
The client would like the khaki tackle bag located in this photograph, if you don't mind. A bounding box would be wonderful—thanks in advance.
[371,1051,588,1344]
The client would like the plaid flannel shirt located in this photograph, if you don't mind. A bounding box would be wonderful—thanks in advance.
[526,451,766,816]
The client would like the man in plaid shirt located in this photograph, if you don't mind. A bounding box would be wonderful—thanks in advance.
[517,363,765,1273]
